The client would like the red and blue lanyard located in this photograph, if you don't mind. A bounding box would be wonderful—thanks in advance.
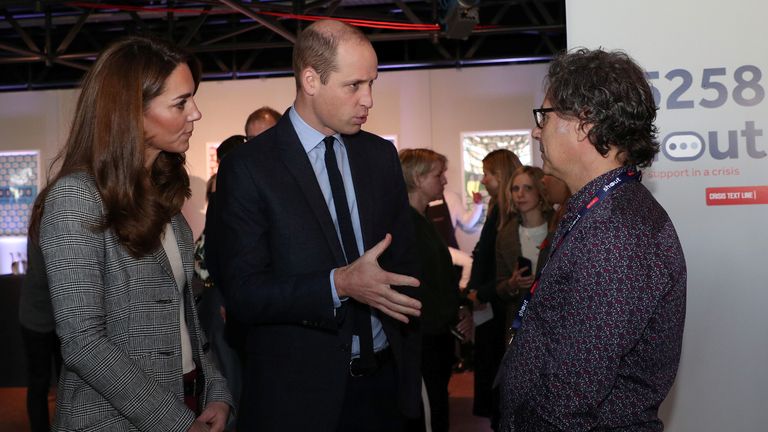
[510,167,641,332]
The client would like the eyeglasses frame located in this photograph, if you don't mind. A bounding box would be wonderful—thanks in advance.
[532,107,557,129]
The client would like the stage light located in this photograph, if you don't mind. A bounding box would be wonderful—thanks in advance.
[441,0,480,40]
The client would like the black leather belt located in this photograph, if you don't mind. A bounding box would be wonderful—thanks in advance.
[349,347,392,377]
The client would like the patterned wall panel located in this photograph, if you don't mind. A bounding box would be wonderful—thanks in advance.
[0,151,39,236]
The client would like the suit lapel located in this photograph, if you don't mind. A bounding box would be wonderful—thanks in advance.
[344,133,375,250]
[276,117,346,266]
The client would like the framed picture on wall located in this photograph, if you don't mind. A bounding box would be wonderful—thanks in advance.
[461,130,532,207]
[0,150,39,237]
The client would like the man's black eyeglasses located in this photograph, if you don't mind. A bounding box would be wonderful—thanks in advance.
[532,108,557,129]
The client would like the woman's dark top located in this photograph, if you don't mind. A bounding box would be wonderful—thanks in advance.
[410,207,461,336]
[18,239,54,333]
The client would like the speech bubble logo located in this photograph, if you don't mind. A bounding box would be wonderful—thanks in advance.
[662,132,706,161]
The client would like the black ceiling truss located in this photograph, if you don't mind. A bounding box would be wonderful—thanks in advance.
[0,0,566,92]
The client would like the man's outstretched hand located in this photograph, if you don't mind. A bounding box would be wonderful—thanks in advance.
[334,234,421,323]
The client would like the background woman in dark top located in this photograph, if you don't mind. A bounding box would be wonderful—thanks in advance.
[400,148,472,432]
[194,134,246,429]
[467,149,521,430]
[18,228,61,432]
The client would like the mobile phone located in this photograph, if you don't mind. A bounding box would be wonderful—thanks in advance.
[517,256,532,277]
[450,326,466,343]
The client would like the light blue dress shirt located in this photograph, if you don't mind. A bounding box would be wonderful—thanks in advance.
[288,107,388,356]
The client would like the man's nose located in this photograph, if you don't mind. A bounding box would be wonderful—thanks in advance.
[360,85,373,108]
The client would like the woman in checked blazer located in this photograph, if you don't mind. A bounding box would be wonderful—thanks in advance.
[28,36,232,432]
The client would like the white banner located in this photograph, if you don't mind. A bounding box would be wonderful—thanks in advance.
[566,1,768,430]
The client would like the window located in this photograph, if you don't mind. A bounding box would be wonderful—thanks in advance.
[461,130,531,206]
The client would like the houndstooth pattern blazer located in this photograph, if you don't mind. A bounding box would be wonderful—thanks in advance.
[40,172,232,432]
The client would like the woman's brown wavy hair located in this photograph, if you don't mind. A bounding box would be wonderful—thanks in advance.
[481,149,522,229]
[28,35,200,257]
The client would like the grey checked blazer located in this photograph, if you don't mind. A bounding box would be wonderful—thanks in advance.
[40,172,232,432]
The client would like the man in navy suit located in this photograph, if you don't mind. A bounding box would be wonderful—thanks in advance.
[214,19,423,431]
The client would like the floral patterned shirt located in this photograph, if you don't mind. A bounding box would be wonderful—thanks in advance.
[499,166,687,432]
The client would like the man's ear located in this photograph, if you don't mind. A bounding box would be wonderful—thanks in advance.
[301,67,320,96]
[576,122,592,143]
[574,108,593,143]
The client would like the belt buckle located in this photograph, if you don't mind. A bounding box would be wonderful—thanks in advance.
[349,358,363,377]
[349,357,377,377]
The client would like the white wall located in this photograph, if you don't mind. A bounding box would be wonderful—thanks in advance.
[0,88,77,178]
[0,63,549,246]
[567,1,768,430]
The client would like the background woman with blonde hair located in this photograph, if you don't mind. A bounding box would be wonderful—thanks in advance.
[29,35,232,432]
[400,148,472,432]
[495,166,552,343]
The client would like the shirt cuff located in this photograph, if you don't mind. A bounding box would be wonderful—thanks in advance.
[329,269,345,308]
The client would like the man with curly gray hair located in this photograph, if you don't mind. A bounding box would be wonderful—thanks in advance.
[498,48,687,432]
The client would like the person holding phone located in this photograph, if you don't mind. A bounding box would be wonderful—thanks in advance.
[467,149,521,428]
[495,166,552,343]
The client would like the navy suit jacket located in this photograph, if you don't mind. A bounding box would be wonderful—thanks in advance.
[214,111,421,431]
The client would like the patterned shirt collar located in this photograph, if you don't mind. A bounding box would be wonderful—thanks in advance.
[565,166,632,215]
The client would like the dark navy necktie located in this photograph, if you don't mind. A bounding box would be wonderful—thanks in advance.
[323,136,375,367]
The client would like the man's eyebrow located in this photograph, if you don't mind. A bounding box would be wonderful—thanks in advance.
[344,75,377,85]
